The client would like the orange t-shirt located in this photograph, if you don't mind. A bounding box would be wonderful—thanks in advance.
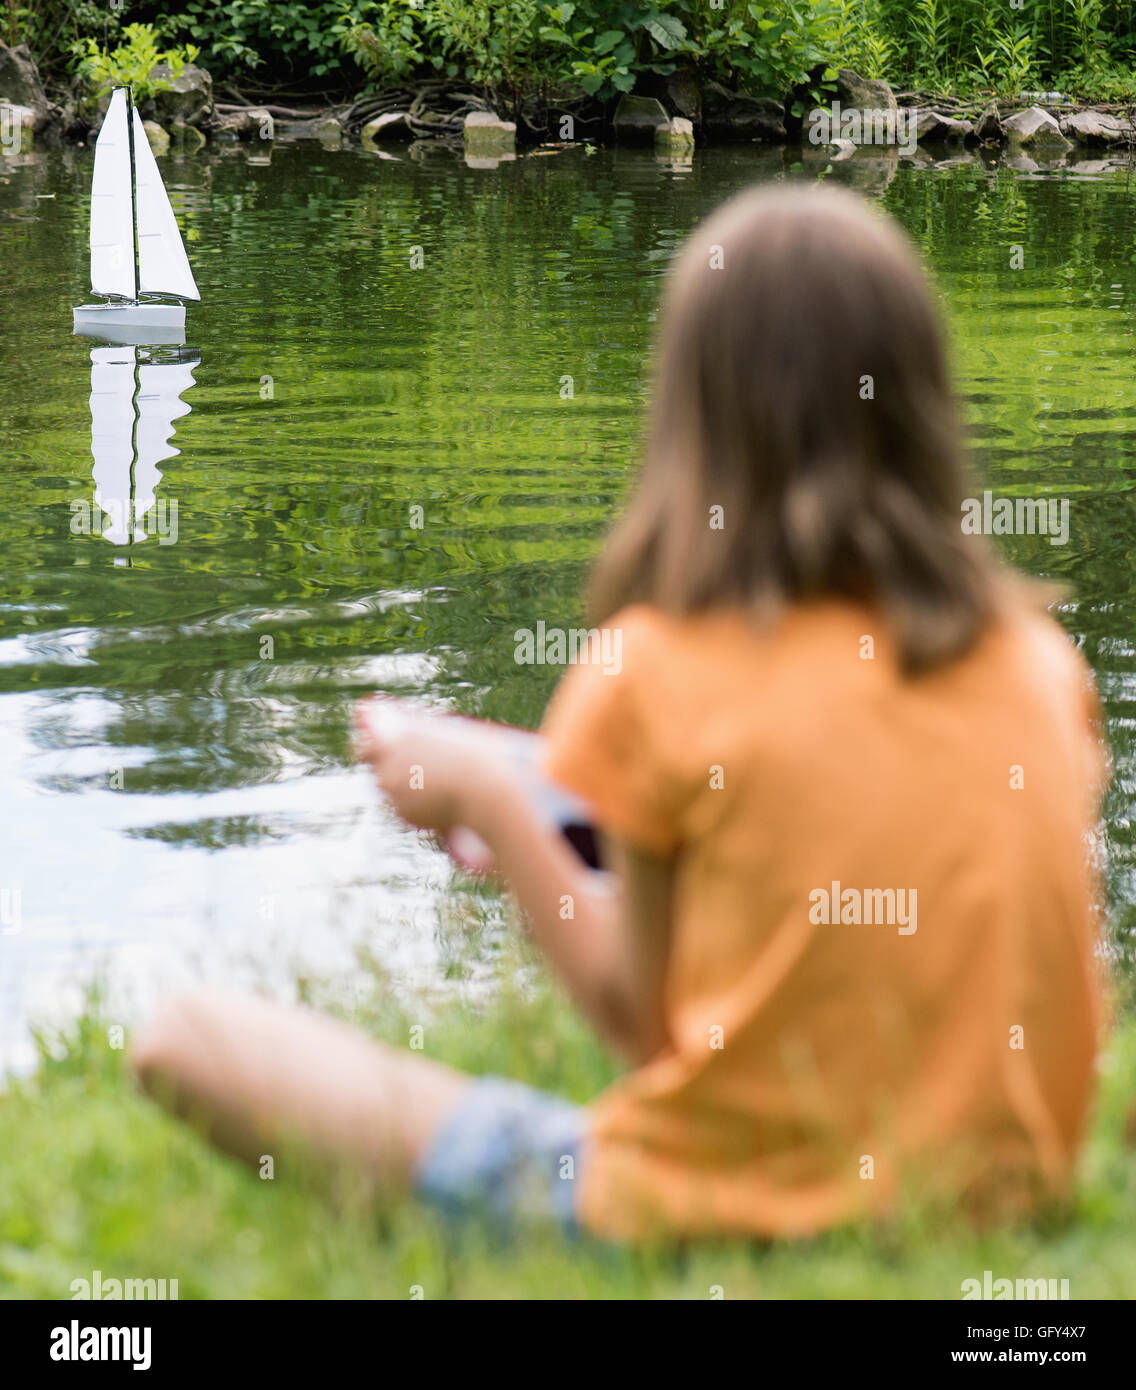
[540,599,1107,1242]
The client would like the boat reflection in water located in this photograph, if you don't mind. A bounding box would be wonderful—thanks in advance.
[73,327,199,551]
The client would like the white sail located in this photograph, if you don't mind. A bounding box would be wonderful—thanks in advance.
[89,346,198,545]
[132,107,200,301]
[89,89,136,300]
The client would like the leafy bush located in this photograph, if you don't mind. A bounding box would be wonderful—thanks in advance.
[539,2,689,98]
[874,0,1134,94]
[338,2,425,86]
[1,0,123,84]
[538,3,843,102]
[168,0,356,79]
[687,2,839,97]
[6,0,1136,102]
[1054,60,1136,102]
[828,0,894,82]
[424,0,545,88]
[971,17,1035,99]
[74,22,201,105]
[338,1,843,102]
[126,1,851,101]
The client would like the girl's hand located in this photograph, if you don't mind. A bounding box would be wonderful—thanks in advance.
[357,702,650,1062]
[354,699,503,871]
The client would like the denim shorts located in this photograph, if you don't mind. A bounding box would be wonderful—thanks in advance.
[414,1076,587,1236]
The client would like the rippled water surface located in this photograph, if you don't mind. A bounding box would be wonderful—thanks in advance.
[2,141,1135,1069]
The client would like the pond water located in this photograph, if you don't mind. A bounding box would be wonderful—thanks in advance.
[1,139,1134,1071]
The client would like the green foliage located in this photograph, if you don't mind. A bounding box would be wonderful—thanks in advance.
[874,0,1134,95]
[160,0,365,79]
[341,1,551,90]
[1067,0,1108,74]
[1,0,121,83]
[74,22,201,104]
[906,0,949,87]
[5,0,1136,101]
[683,2,839,100]
[48,0,389,84]
[422,0,545,87]
[972,21,1035,99]
[338,2,426,86]
[828,0,894,83]
[1055,60,1136,102]
[539,3,697,98]
[143,0,1136,103]
[335,1,851,104]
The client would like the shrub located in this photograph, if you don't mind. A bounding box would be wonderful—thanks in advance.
[7,0,1136,102]
[155,0,377,82]
[74,21,201,105]
[1,0,122,84]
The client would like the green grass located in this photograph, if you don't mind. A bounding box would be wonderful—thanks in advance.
[2,935,1135,1300]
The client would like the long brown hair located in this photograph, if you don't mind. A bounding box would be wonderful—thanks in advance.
[589,181,1010,674]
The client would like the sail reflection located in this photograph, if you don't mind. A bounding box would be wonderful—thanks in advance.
[87,345,199,546]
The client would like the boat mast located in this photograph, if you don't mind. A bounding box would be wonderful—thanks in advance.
[128,349,143,548]
[124,85,140,304]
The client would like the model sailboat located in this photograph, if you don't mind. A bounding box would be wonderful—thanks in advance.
[73,86,199,334]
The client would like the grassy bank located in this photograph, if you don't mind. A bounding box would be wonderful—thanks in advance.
[2,935,1134,1299]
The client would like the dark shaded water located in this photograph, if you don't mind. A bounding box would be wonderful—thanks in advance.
[1,140,1135,1069]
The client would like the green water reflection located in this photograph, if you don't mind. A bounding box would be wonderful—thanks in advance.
[1,141,1134,1068]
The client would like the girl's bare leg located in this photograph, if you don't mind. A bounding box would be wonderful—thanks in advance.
[130,990,471,1189]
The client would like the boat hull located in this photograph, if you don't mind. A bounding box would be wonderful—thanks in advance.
[73,302,187,346]
[74,302,185,328]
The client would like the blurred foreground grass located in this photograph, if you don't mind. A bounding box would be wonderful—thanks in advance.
[1,934,1134,1300]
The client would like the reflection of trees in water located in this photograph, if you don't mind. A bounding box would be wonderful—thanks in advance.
[7,150,1136,900]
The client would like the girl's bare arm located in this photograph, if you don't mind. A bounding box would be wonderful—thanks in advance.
[466,769,675,1065]
[356,705,675,1065]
